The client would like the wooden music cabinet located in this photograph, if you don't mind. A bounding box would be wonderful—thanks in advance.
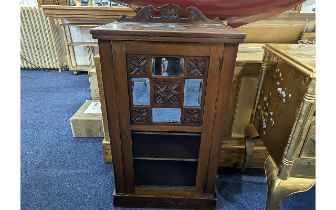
[90,4,245,209]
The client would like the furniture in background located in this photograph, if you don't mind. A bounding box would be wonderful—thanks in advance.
[246,43,315,209]
[58,21,103,74]
[40,2,135,73]
[93,55,111,162]
[40,1,314,74]
[20,6,65,70]
[91,4,245,208]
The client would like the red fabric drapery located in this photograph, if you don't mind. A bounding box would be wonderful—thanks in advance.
[116,0,304,27]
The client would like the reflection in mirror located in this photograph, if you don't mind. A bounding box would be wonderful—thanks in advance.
[152,108,181,123]
[184,79,203,107]
[152,57,184,76]
[132,78,150,105]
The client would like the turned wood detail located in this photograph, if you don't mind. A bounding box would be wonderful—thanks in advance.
[187,57,209,77]
[183,108,202,126]
[131,107,151,124]
[128,55,148,76]
[154,80,181,105]
[119,4,221,23]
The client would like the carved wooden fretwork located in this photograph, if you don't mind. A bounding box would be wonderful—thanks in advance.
[119,4,221,23]
[183,109,202,125]
[128,55,148,76]
[154,80,181,105]
[131,107,151,124]
[187,57,209,77]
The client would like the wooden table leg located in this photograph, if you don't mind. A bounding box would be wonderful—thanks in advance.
[241,137,254,171]
[264,156,315,210]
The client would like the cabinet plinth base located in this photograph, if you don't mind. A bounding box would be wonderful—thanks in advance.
[113,191,216,209]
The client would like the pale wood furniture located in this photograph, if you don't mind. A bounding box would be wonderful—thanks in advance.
[58,21,104,73]
[40,5,135,73]
[91,4,245,208]
[247,43,315,209]
[41,3,314,73]
[41,5,135,20]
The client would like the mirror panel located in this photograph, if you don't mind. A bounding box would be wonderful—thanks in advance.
[152,108,181,123]
[152,57,184,77]
[131,78,150,105]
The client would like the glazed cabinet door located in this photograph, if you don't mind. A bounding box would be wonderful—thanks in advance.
[109,41,226,196]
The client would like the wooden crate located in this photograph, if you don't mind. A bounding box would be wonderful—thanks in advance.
[69,100,104,137]
[89,67,100,100]
[220,138,268,168]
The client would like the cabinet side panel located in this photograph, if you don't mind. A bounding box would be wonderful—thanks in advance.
[111,41,134,193]
[195,44,223,195]
[205,43,239,194]
[98,40,125,193]
[252,55,310,168]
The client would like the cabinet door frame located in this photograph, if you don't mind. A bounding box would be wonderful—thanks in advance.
[109,40,229,195]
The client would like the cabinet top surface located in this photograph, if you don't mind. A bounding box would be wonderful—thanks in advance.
[90,21,246,42]
[264,44,316,73]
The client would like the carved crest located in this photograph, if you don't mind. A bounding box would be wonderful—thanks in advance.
[187,57,209,77]
[154,80,181,105]
[119,4,220,23]
[183,109,202,126]
[128,55,148,76]
[131,107,151,124]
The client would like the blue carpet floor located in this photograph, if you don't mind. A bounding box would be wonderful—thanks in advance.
[21,70,315,210]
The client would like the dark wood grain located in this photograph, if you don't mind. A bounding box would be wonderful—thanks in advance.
[195,44,223,195]
[97,40,125,193]
[205,43,239,194]
[113,191,216,209]
[92,17,245,208]
[91,21,246,40]
[111,41,134,193]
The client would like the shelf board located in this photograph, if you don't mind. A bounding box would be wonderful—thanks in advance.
[41,5,136,20]
[133,157,198,162]
[69,65,91,71]
[59,23,103,27]
[68,42,98,47]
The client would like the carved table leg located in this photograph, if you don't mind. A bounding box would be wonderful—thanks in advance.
[264,156,315,210]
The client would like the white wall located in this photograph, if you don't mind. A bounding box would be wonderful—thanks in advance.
[301,0,316,13]
[20,0,38,7]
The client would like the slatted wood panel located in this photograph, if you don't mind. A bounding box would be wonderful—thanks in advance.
[20,6,64,70]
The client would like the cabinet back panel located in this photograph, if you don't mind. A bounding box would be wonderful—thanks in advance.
[134,159,198,186]
[132,132,201,159]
